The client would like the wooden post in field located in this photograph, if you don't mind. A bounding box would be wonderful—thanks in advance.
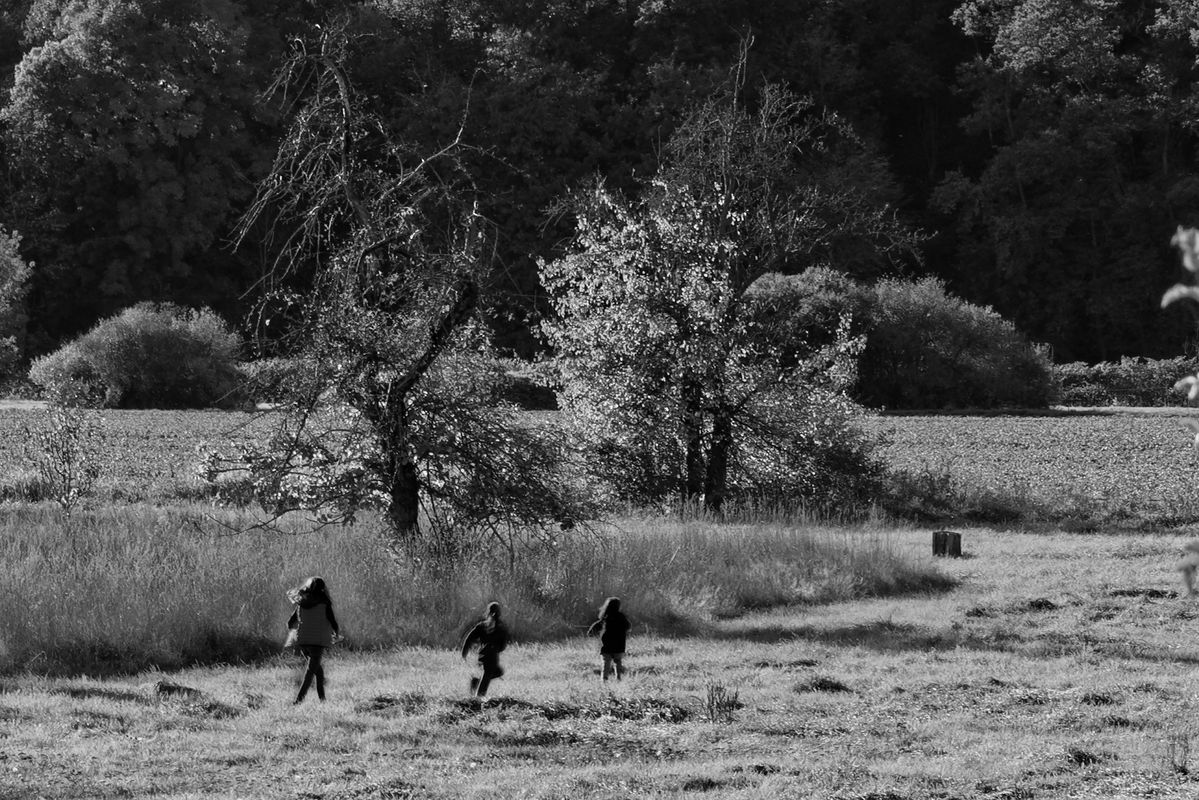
[933,530,962,558]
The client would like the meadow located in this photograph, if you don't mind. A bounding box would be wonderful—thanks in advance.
[5,529,1199,799]
[4,406,1199,798]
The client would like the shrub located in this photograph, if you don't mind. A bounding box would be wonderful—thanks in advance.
[857,276,1055,409]
[1054,357,1199,407]
[22,404,104,517]
[239,357,307,405]
[747,267,874,348]
[29,303,243,409]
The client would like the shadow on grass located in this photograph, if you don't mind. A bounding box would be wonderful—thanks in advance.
[18,628,282,678]
[708,619,1199,665]
[49,685,150,704]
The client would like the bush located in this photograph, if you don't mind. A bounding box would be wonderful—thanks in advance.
[1054,357,1199,407]
[239,357,308,405]
[746,268,874,348]
[29,303,244,409]
[857,277,1055,409]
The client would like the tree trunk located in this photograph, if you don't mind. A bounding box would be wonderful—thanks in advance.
[681,376,705,504]
[370,274,478,541]
[386,457,421,540]
[704,408,732,516]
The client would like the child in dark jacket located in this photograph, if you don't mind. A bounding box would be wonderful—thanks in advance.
[460,602,509,697]
[587,597,630,681]
[286,576,341,704]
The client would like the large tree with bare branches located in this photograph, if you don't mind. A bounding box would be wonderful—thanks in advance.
[219,17,589,549]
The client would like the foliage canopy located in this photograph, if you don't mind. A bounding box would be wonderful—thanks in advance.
[541,80,908,512]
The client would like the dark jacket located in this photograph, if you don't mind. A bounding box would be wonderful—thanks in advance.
[287,596,340,647]
[588,610,630,654]
[461,617,509,659]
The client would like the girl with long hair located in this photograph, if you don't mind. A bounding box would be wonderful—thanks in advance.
[285,576,341,704]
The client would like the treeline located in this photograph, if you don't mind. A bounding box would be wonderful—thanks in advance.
[2,0,1199,362]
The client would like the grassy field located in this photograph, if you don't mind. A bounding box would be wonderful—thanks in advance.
[5,407,1199,797]
[5,527,1199,798]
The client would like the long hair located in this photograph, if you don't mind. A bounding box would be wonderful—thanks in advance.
[288,576,332,606]
[598,597,621,618]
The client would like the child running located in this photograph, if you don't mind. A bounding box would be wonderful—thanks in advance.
[587,596,630,681]
[285,576,340,704]
[460,601,509,698]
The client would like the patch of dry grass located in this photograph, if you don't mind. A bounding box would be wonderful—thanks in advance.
[0,504,945,676]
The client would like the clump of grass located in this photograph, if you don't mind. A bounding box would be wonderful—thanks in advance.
[0,504,948,675]
[1167,733,1192,775]
[1064,745,1108,767]
[794,675,852,694]
[356,692,429,715]
[705,682,741,722]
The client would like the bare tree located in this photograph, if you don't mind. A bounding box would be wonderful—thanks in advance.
[219,19,588,548]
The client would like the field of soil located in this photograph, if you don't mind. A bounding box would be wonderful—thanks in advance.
[865,411,1199,526]
[1,405,1197,520]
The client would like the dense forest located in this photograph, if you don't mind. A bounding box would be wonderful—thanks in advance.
[2,0,1199,364]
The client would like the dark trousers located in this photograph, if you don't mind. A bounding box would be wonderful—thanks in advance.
[296,645,326,702]
[472,653,504,697]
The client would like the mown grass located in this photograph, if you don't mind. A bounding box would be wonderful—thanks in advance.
[6,528,1199,799]
[0,504,948,676]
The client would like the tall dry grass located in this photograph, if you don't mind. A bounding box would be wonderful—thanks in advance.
[0,504,950,675]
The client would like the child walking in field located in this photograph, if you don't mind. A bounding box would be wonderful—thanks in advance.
[285,576,340,704]
[460,602,509,698]
[587,596,630,681]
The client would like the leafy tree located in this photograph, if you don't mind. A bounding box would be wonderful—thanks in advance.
[541,80,910,512]
[938,0,1199,361]
[1164,227,1199,444]
[1,0,269,349]
[216,17,590,546]
[0,227,31,379]
[0,1,30,92]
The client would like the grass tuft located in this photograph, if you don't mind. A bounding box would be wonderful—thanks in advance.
[794,675,852,693]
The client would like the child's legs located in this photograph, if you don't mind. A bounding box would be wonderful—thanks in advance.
[477,654,502,696]
[601,652,624,680]
[309,646,326,698]
[297,645,325,700]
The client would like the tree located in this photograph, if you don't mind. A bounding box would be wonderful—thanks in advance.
[937,0,1199,361]
[0,227,31,379]
[218,17,590,547]
[540,78,911,513]
[1,0,271,349]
